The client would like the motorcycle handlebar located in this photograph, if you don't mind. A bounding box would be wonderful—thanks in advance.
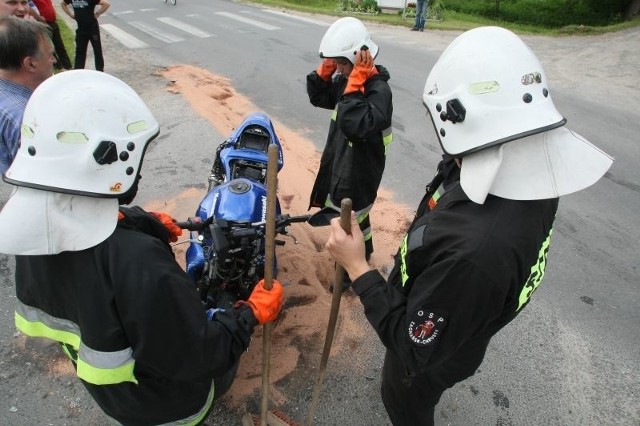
[175,214,311,233]
[174,217,206,231]
[277,214,312,226]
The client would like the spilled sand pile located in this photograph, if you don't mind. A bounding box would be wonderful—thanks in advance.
[144,65,414,411]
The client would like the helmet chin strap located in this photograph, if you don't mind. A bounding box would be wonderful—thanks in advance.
[118,174,141,205]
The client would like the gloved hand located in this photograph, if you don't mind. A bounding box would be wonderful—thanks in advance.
[150,211,183,243]
[316,58,337,81]
[344,48,377,94]
[246,279,283,324]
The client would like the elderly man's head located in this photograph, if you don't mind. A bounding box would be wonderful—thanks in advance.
[0,16,54,89]
[0,0,29,18]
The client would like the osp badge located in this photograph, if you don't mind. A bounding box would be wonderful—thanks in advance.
[408,310,446,346]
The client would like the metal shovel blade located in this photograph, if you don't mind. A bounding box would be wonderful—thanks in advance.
[307,207,340,227]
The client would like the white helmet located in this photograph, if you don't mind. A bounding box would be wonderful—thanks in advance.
[422,27,613,204]
[423,26,564,157]
[4,69,159,198]
[319,17,379,64]
[0,70,160,255]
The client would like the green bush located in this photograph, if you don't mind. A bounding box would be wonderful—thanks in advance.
[442,0,631,26]
[401,0,445,21]
[337,0,382,13]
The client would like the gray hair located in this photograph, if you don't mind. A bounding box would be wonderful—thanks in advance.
[0,16,51,71]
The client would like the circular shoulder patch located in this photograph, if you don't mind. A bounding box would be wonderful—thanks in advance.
[407,309,447,346]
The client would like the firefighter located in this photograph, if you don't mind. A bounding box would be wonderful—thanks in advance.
[306,16,393,266]
[326,26,613,425]
[0,70,283,425]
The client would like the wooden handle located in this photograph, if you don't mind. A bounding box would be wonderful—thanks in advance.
[306,198,352,426]
[260,143,279,426]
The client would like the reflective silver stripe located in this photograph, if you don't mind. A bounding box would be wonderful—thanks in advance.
[408,225,426,252]
[354,203,373,221]
[324,198,373,239]
[15,301,137,385]
[16,302,80,336]
[79,345,134,370]
[324,198,373,220]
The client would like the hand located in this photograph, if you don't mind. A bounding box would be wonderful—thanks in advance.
[344,49,376,94]
[316,58,337,81]
[149,212,183,243]
[246,279,283,324]
[326,213,370,281]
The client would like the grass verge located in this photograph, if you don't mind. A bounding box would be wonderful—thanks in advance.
[245,0,640,35]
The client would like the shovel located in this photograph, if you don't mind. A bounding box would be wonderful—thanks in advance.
[307,206,340,227]
[305,198,352,426]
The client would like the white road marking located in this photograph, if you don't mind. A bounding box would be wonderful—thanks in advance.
[129,21,185,43]
[262,9,330,26]
[100,24,149,49]
[156,17,212,38]
[215,11,280,31]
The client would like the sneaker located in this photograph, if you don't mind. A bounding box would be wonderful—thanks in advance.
[410,27,419,31]
[419,28,424,32]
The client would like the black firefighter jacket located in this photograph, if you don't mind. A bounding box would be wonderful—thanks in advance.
[14,206,257,425]
[351,160,559,380]
[306,64,393,211]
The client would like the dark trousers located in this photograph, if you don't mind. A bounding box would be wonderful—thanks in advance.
[48,20,72,70]
[195,359,240,425]
[74,23,104,71]
[380,337,491,426]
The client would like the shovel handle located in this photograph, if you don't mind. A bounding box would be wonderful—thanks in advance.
[333,200,352,293]
[260,143,279,426]
[305,198,352,426]
[339,200,352,236]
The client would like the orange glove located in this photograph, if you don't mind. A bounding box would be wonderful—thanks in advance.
[316,58,337,81]
[150,212,183,243]
[246,279,283,324]
[344,48,378,94]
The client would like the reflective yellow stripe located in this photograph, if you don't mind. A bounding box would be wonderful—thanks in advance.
[324,198,373,240]
[332,108,392,153]
[15,311,80,348]
[77,347,138,385]
[399,234,409,286]
[517,228,553,311]
[15,304,138,385]
[382,126,393,154]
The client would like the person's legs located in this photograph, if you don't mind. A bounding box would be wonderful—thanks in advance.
[89,25,104,72]
[420,0,429,30]
[412,0,425,30]
[380,337,491,425]
[359,213,373,261]
[74,28,89,69]
[48,21,72,70]
[213,359,240,401]
[381,350,438,426]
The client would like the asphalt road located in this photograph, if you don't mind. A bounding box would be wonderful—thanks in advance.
[0,1,639,425]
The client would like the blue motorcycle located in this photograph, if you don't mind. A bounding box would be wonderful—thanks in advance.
[176,113,310,310]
